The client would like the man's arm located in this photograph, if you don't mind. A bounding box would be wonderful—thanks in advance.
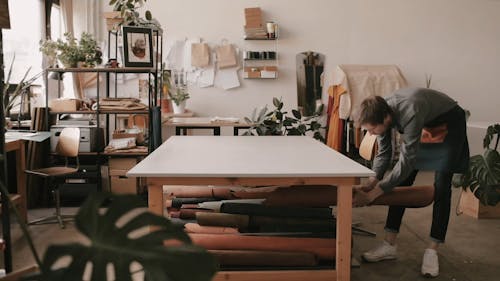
[378,116,423,192]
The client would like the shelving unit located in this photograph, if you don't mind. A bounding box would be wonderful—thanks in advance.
[243,29,279,79]
[43,27,163,194]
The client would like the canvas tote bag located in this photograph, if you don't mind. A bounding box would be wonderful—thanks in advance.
[191,43,210,67]
[216,40,237,69]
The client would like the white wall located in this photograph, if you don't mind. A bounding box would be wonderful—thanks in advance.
[102,0,500,122]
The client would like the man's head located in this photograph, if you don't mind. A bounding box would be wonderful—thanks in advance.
[357,96,393,135]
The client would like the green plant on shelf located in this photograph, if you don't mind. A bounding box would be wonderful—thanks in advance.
[109,0,162,31]
[39,32,102,68]
[243,97,326,142]
[169,87,190,106]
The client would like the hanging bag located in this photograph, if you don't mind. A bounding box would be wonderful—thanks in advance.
[216,40,237,69]
[191,42,210,67]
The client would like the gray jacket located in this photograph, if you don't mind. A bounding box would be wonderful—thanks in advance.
[372,87,457,192]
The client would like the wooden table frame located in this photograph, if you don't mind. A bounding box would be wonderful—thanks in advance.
[5,139,27,222]
[147,176,357,281]
[129,136,374,281]
[164,117,252,136]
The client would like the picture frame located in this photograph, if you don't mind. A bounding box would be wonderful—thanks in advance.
[122,26,154,67]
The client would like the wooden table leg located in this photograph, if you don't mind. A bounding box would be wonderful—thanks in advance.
[336,183,353,281]
[147,180,164,216]
[15,141,27,223]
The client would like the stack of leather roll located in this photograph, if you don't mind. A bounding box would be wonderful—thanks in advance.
[164,185,341,269]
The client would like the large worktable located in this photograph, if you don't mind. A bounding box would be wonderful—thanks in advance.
[128,136,374,281]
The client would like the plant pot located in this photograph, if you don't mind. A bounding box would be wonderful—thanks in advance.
[104,11,124,31]
[172,100,186,114]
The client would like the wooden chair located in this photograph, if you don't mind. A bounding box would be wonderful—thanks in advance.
[26,127,80,228]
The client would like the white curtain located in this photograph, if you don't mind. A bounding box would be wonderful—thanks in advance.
[60,0,102,99]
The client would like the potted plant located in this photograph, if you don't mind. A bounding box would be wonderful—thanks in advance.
[453,123,500,207]
[107,0,162,31]
[2,56,42,122]
[243,97,326,142]
[169,87,190,114]
[39,32,102,68]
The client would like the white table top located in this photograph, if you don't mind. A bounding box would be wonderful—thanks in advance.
[127,136,375,178]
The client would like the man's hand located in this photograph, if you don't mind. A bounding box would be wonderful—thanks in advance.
[353,185,385,207]
[353,177,379,192]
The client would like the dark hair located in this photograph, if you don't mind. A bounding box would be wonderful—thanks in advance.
[357,96,392,125]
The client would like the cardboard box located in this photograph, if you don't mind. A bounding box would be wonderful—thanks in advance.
[113,130,145,144]
[459,188,500,219]
[109,157,137,171]
[49,98,82,112]
[109,158,139,194]
[110,175,137,194]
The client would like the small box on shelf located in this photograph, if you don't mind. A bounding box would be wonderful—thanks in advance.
[49,98,82,112]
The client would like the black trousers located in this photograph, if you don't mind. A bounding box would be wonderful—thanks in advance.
[384,169,454,243]
[384,105,468,243]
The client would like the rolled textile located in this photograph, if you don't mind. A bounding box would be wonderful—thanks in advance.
[198,199,265,212]
[196,212,250,229]
[233,185,434,208]
[179,208,213,220]
[251,216,335,234]
[184,223,239,234]
[371,185,434,208]
[189,233,336,260]
[210,250,318,267]
[220,203,333,219]
[163,185,239,199]
[168,197,221,209]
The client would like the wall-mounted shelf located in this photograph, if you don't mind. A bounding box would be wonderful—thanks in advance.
[244,37,277,41]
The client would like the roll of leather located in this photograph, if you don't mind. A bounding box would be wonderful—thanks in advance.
[371,185,434,208]
[169,197,221,209]
[196,212,250,229]
[220,203,333,219]
[250,216,335,234]
[189,233,336,260]
[179,208,213,220]
[163,185,236,199]
[233,185,434,208]
[184,223,240,234]
[210,250,318,266]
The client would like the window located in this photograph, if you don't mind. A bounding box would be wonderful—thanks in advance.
[2,0,44,84]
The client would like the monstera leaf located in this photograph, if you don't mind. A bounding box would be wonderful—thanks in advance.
[32,192,218,281]
[453,124,500,206]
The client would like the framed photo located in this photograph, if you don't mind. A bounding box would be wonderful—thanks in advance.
[122,26,154,67]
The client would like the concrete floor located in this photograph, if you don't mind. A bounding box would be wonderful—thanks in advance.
[2,172,500,280]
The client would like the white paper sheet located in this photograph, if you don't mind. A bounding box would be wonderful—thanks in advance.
[214,66,240,90]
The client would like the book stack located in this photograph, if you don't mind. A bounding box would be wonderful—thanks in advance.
[244,7,267,39]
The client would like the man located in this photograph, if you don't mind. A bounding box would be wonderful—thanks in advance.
[353,87,469,278]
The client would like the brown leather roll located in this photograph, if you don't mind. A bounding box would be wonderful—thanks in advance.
[163,185,235,199]
[184,223,239,234]
[372,185,434,208]
[179,208,213,220]
[196,212,250,229]
[234,185,434,208]
[189,233,336,260]
[210,250,318,266]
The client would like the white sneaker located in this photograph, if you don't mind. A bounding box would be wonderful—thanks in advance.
[362,240,397,262]
[421,248,439,278]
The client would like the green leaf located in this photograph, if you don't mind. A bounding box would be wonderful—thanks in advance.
[109,0,117,5]
[145,10,152,20]
[311,122,321,131]
[272,97,280,108]
[37,193,218,281]
[292,109,301,119]
[275,111,283,121]
[298,124,307,135]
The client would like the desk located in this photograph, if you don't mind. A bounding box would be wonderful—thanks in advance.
[164,117,252,136]
[4,139,27,222]
[128,136,374,281]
